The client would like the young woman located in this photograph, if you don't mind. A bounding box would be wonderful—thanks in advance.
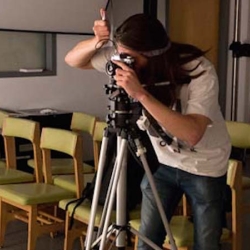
[65,9,231,250]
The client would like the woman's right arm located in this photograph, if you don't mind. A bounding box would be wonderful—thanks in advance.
[65,9,110,69]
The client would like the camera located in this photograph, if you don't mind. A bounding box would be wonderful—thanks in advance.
[106,53,134,77]
[104,53,141,130]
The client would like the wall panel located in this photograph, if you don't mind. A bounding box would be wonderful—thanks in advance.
[168,0,220,68]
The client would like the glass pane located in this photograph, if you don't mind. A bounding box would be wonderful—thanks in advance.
[0,31,46,72]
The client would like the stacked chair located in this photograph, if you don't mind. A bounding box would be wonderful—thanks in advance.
[0,117,84,250]
[0,110,9,168]
[59,121,107,250]
[0,115,145,250]
[27,111,97,175]
[0,117,40,185]
[130,159,242,250]
[226,121,250,166]
[226,121,250,213]
[51,112,97,194]
[59,121,142,250]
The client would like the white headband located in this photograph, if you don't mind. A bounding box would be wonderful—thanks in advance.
[139,42,171,57]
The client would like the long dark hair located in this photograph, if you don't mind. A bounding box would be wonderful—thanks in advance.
[114,14,206,107]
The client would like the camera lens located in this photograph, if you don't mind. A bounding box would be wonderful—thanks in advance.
[106,61,119,77]
[106,53,135,77]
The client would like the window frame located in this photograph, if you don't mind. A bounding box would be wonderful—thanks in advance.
[0,29,56,78]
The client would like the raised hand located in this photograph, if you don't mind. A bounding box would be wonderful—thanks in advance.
[92,8,110,47]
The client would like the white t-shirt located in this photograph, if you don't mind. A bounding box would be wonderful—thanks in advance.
[91,47,231,177]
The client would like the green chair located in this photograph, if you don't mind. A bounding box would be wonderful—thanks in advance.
[226,121,250,165]
[226,120,250,213]
[27,112,97,175]
[0,127,84,250]
[0,110,9,168]
[0,117,42,184]
[130,160,242,250]
[51,120,106,194]
[58,121,107,250]
[0,110,8,123]
[52,121,106,195]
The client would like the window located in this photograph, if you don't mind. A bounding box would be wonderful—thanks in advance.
[0,30,56,78]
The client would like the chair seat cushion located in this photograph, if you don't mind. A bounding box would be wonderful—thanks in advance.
[59,198,106,226]
[59,198,141,226]
[129,218,141,230]
[0,168,34,184]
[165,216,231,247]
[130,216,231,248]
[0,183,75,205]
[165,216,194,246]
[27,158,94,175]
[53,175,79,193]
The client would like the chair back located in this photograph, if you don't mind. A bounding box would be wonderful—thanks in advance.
[2,117,42,182]
[40,127,84,198]
[0,110,8,129]
[226,159,242,250]
[226,121,250,148]
[0,111,9,166]
[70,112,96,136]
[92,121,107,170]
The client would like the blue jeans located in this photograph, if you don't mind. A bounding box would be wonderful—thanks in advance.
[138,164,226,250]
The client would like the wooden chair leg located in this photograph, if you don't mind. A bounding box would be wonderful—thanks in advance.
[133,236,138,250]
[28,206,39,250]
[0,200,7,247]
[0,200,14,247]
[80,236,85,250]
[64,211,81,250]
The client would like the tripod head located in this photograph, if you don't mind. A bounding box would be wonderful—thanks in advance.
[104,52,142,133]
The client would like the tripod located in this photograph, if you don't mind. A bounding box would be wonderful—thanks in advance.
[84,123,177,250]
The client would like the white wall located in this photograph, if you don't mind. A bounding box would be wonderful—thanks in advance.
[0,0,146,119]
[0,0,107,33]
[0,1,145,162]
[0,35,111,162]
[0,35,108,119]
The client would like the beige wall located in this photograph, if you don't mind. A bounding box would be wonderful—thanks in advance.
[168,0,220,69]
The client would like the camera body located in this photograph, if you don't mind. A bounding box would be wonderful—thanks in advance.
[104,53,141,130]
[106,53,134,77]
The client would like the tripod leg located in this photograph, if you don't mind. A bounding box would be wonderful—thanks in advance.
[130,227,162,250]
[85,130,110,250]
[116,135,127,248]
[99,137,128,250]
[134,138,177,250]
[94,135,128,248]
[96,158,118,238]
